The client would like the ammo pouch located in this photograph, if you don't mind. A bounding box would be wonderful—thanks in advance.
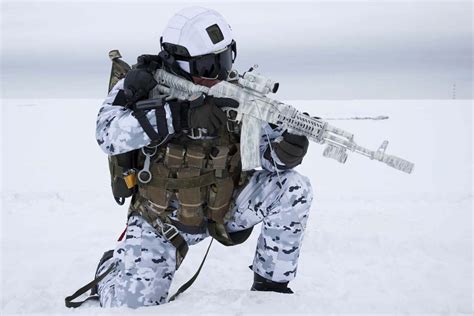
[108,151,138,205]
[136,141,252,246]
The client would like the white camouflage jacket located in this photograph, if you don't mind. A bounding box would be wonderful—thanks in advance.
[96,79,287,172]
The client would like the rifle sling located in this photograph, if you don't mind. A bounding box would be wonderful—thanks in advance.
[168,238,214,302]
[65,262,117,308]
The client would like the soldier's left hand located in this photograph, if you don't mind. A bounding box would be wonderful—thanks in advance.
[187,94,238,135]
[274,131,309,168]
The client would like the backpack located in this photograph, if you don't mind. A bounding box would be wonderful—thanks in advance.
[107,50,138,205]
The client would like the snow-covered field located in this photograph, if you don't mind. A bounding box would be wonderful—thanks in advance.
[1,98,472,315]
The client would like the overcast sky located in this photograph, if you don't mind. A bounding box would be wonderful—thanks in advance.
[1,0,472,99]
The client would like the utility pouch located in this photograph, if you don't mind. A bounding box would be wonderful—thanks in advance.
[186,145,206,169]
[176,168,205,226]
[165,144,185,169]
[207,145,233,220]
[207,176,237,246]
[108,151,138,205]
[138,164,170,215]
[210,146,229,173]
[207,177,234,223]
[206,145,239,246]
[228,144,244,186]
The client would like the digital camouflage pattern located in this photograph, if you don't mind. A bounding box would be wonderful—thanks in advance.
[96,79,159,155]
[95,80,313,308]
[226,169,312,282]
[97,168,312,308]
[97,215,177,307]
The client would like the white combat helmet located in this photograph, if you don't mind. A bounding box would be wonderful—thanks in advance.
[161,6,237,79]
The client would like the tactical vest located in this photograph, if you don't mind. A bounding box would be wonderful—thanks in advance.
[130,125,251,246]
[106,50,253,250]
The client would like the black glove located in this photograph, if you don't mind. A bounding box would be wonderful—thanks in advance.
[123,69,157,106]
[187,94,238,135]
[135,54,161,71]
[272,131,309,168]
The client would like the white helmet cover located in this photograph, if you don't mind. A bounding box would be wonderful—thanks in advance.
[162,6,234,57]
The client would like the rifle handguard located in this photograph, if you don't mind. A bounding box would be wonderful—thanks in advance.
[152,68,415,174]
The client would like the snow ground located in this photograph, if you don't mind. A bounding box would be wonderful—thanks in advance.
[1,98,472,315]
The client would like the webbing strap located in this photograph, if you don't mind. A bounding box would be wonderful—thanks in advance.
[65,237,214,307]
[155,106,169,137]
[64,262,116,308]
[168,238,214,302]
[132,110,162,142]
[207,221,236,246]
[148,171,216,189]
[170,218,207,235]
[130,205,189,269]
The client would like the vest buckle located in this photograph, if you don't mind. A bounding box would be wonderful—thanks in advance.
[162,223,179,241]
[188,128,204,139]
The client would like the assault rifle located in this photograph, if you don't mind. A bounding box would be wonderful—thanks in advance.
[150,67,414,174]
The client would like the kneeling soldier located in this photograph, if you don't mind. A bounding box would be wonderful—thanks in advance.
[93,6,313,308]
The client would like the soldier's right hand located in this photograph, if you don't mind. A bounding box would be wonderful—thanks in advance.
[123,69,157,106]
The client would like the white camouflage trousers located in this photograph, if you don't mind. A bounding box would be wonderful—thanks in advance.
[97,168,313,308]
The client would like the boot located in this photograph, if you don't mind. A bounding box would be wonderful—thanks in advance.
[250,272,294,294]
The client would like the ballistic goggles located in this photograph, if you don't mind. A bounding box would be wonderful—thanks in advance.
[161,40,237,80]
